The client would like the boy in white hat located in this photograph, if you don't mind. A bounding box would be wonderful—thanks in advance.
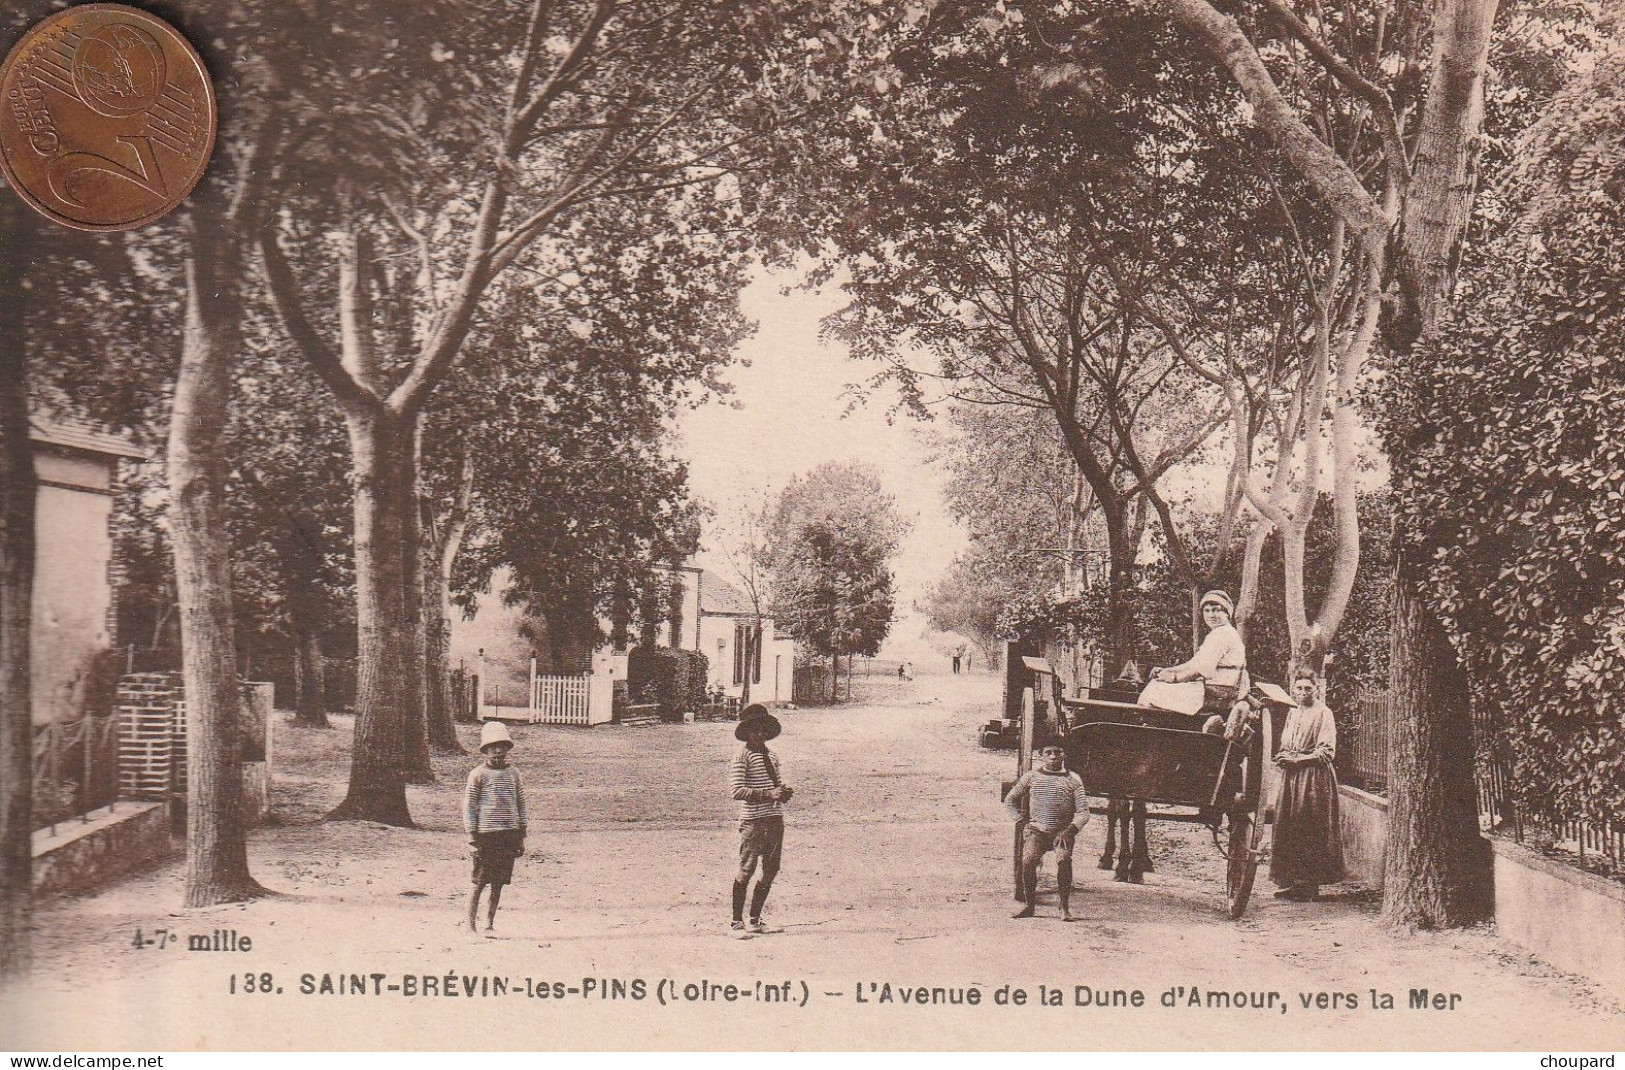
[464,721,527,931]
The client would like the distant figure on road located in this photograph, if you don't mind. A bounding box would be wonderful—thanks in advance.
[464,721,527,932]
[1004,738,1090,922]
[1271,670,1345,902]
[729,704,793,937]
[952,653,962,674]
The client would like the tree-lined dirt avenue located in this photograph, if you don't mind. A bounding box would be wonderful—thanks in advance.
[7,673,1619,1050]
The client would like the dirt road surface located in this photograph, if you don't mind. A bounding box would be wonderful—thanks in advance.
[7,672,1620,1050]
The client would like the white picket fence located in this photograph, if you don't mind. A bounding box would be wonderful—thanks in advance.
[478,660,613,726]
[529,674,590,724]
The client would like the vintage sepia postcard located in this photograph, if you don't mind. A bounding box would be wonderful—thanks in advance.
[2,0,1623,1053]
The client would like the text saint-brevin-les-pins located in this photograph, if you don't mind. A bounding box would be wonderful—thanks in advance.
[0,3,216,231]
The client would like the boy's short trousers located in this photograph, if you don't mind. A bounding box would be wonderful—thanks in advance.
[737,815,784,878]
[1021,824,1073,864]
[471,829,524,885]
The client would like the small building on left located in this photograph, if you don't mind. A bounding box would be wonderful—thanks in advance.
[25,416,180,896]
[28,415,143,728]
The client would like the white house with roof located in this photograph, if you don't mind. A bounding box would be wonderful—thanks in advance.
[657,563,796,705]
[446,559,799,718]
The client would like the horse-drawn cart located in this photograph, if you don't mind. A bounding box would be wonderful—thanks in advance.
[1004,658,1291,918]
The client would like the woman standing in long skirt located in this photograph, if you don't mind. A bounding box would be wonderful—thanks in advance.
[1270,669,1345,901]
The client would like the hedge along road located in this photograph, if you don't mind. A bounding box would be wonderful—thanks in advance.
[7,671,1621,1050]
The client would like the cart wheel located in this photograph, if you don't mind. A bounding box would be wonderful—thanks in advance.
[1225,814,1259,919]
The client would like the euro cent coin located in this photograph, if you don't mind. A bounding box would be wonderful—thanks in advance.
[0,4,216,231]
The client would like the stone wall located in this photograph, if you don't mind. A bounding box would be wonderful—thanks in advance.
[240,682,273,824]
[1490,835,1625,999]
[1337,784,1388,888]
[1330,783,1625,998]
[32,803,173,895]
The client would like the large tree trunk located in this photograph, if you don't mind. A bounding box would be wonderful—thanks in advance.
[430,456,473,735]
[1382,0,1500,930]
[423,567,461,748]
[1101,504,1136,675]
[170,214,266,906]
[1154,0,1499,928]
[0,200,36,977]
[399,428,432,782]
[280,521,330,728]
[327,409,414,826]
[1383,553,1491,927]
[292,626,328,727]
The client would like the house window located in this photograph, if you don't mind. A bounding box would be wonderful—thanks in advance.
[733,622,762,685]
[667,574,686,649]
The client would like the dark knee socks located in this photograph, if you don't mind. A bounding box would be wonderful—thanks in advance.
[749,877,774,921]
[732,877,774,923]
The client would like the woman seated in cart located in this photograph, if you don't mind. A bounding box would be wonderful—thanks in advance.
[1151,589,1247,730]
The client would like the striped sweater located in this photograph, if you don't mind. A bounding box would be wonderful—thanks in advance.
[464,764,527,834]
[1004,768,1087,834]
[729,745,784,820]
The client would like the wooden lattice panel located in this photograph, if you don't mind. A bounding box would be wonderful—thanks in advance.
[116,673,184,799]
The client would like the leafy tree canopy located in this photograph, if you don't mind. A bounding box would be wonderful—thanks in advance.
[766,461,910,662]
[1409,23,1625,823]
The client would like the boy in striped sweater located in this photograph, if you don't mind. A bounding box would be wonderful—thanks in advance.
[1004,738,1090,921]
[465,721,527,932]
[729,704,793,937]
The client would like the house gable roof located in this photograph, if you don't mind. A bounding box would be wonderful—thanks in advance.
[30,416,144,459]
[698,569,756,616]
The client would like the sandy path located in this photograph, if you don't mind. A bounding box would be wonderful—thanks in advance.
[5,672,1619,1050]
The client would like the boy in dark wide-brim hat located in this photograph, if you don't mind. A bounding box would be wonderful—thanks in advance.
[728,704,793,937]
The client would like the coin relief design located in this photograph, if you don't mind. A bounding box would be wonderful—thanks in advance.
[0,4,216,231]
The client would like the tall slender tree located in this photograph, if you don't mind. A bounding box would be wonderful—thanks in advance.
[159,0,294,906]
[259,0,784,823]
[0,195,38,977]
[1130,0,1502,927]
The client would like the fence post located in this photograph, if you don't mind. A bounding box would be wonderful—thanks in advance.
[49,720,60,837]
[476,649,487,717]
[82,714,92,823]
[529,657,538,712]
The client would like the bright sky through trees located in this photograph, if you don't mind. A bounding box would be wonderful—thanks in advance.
[676,267,968,660]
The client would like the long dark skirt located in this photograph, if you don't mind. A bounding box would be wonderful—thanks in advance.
[1270,761,1345,887]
